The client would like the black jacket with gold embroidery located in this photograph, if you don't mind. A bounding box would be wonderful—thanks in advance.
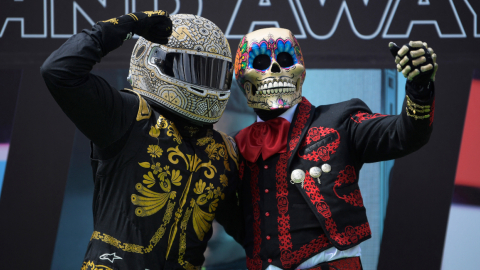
[86,96,240,269]
[41,26,241,270]
[236,87,434,270]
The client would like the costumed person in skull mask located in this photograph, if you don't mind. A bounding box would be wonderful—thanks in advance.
[41,11,242,270]
[234,28,437,270]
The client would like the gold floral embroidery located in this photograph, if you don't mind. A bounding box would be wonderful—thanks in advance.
[219,174,228,187]
[101,18,118,25]
[191,200,215,241]
[143,10,166,17]
[178,232,198,270]
[197,133,231,172]
[122,113,232,268]
[184,126,200,137]
[143,171,156,188]
[127,13,139,21]
[81,261,113,270]
[166,173,194,258]
[131,183,172,217]
[149,126,160,138]
[155,115,182,144]
[194,179,206,194]
[151,162,162,174]
[90,232,144,254]
[148,145,163,158]
[91,200,176,255]
[218,131,239,170]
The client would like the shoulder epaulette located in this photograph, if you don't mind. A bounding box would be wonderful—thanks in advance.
[123,89,152,121]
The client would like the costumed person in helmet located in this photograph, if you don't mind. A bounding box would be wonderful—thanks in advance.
[233,28,437,270]
[41,11,242,270]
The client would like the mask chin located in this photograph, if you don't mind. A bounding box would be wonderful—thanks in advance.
[254,108,288,121]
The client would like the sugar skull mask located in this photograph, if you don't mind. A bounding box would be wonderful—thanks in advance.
[235,28,305,110]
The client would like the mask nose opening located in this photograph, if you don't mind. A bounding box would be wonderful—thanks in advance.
[271,62,281,73]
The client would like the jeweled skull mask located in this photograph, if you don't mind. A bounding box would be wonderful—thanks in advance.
[235,28,305,110]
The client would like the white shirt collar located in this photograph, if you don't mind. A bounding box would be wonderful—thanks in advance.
[256,103,298,123]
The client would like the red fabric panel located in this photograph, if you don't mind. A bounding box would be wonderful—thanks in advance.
[455,79,480,188]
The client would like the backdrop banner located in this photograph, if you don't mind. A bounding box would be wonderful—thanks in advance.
[0,1,479,270]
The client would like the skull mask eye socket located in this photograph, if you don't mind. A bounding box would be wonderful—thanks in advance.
[252,54,271,70]
[276,52,294,68]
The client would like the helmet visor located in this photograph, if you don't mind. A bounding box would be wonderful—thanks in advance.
[151,49,233,91]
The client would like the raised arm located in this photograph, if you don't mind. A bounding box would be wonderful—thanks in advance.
[346,41,437,163]
[40,11,171,148]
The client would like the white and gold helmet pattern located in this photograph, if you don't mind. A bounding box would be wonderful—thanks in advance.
[128,14,233,124]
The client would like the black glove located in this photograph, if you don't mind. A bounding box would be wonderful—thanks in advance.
[96,10,172,55]
[389,41,438,87]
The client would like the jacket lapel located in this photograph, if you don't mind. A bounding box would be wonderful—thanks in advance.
[286,97,315,173]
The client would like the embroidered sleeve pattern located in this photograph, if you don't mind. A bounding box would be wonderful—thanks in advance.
[405,95,433,122]
[333,165,364,207]
[350,111,387,123]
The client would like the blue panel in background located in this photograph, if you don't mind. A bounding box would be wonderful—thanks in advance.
[0,160,5,193]
[0,69,22,199]
[50,130,94,270]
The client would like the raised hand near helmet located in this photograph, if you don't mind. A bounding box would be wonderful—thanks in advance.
[95,10,172,55]
[389,41,438,86]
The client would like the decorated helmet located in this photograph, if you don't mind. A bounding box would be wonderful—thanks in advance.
[128,14,233,124]
[234,28,305,110]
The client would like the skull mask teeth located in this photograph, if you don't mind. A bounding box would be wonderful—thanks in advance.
[235,28,305,110]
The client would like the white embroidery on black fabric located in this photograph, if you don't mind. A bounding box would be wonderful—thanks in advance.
[99,252,123,263]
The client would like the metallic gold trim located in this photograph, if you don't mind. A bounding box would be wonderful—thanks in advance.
[406,109,430,120]
[405,95,431,120]
[123,89,152,121]
[81,261,113,270]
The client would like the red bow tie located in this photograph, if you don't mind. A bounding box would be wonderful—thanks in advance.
[235,117,291,163]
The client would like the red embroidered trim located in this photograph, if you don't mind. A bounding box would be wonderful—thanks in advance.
[325,218,370,246]
[276,155,330,269]
[299,127,340,162]
[308,256,362,270]
[303,172,332,218]
[328,256,362,270]
[350,111,387,123]
[248,98,332,269]
[276,153,293,265]
[333,165,364,207]
[239,161,245,181]
[304,171,371,246]
[246,162,262,270]
[288,97,311,154]
[429,99,435,126]
[275,99,331,269]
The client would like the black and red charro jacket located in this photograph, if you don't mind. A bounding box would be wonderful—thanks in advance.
[236,89,434,270]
